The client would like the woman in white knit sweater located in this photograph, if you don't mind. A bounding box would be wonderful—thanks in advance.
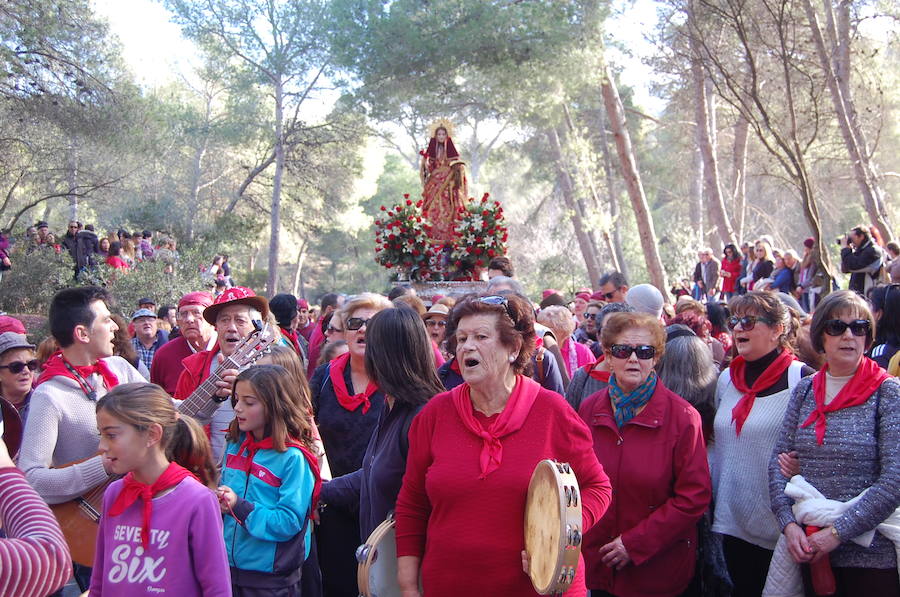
[710,292,814,596]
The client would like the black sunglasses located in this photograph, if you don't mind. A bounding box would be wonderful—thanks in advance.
[609,344,656,360]
[823,319,870,337]
[728,315,775,331]
[583,313,600,320]
[479,295,517,324]
[0,359,39,374]
[346,317,371,331]
[326,324,343,334]
[425,319,447,328]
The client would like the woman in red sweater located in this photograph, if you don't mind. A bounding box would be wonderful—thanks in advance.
[720,243,742,300]
[395,294,612,596]
[578,312,711,597]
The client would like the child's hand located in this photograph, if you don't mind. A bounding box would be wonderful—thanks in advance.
[216,486,237,512]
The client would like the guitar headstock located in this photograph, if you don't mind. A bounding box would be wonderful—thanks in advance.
[222,322,278,370]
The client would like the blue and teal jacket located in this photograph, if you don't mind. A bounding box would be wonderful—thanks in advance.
[222,433,319,588]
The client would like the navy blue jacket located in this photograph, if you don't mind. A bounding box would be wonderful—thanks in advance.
[320,401,421,541]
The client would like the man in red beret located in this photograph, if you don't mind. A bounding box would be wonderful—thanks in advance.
[150,291,215,395]
[174,287,269,460]
[296,298,315,341]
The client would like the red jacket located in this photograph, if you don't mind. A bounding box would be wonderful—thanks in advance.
[721,257,742,293]
[578,381,711,597]
[173,348,219,401]
[150,336,193,396]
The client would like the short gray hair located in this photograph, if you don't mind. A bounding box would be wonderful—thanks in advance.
[486,276,525,297]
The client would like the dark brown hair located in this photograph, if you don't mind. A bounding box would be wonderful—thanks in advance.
[228,365,315,451]
[447,294,536,375]
[809,290,875,353]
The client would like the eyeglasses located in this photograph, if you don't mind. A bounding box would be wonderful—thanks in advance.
[346,317,371,331]
[609,344,656,360]
[823,319,870,337]
[0,359,39,374]
[425,319,447,328]
[326,325,343,334]
[728,315,775,331]
[584,313,600,320]
[479,295,517,324]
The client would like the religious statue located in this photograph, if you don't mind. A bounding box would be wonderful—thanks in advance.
[420,119,468,243]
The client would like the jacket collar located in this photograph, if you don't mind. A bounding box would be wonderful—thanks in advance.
[590,380,668,431]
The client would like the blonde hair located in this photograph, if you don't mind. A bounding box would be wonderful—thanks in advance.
[337,293,393,327]
[97,383,218,488]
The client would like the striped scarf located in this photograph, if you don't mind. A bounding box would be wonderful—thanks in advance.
[609,371,657,428]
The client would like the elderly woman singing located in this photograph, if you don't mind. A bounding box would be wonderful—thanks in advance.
[578,312,711,597]
[395,294,612,596]
[768,290,900,597]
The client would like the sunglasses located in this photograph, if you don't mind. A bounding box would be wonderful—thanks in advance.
[346,317,371,331]
[425,319,447,328]
[584,313,600,320]
[728,315,775,331]
[823,319,870,337]
[609,344,656,360]
[0,359,39,374]
[479,295,517,324]
[326,325,343,334]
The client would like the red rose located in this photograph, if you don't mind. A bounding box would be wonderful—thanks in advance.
[416,200,423,207]
[412,249,420,256]
[488,249,495,257]
[455,260,463,267]
[387,211,394,217]
[466,246,474,253]
[380,206,386,211]
[416,217,421,223]
[404,261,412,267]
[476,259,483,266]
[386,263,393,268]
[502,234,508,242]
[494,201,500,207]
[482,210,489,216]
[388,234,396,240]
[406,199,412,206]
[474,248,483,255]
[404,193,410,199]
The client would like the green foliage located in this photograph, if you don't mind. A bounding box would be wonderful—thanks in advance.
[0,247,74,314]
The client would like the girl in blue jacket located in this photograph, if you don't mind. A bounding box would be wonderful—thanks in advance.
[217,365,321,597]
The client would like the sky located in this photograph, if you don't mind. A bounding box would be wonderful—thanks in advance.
[91,0,666,114]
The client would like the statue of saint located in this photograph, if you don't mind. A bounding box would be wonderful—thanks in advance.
[420,120,468,243]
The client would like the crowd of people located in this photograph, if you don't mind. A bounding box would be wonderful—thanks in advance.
[0,225,897,597]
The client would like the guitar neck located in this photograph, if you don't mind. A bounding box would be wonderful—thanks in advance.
[178,356,239,419]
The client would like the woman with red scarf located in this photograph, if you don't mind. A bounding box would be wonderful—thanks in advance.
[309,292,392,596]
[769,291,900,596]
[420,123,468,243]
[710,292,813,597]
[395,294,612,596]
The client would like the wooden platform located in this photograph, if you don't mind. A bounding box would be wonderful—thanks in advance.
[395,280,489,297]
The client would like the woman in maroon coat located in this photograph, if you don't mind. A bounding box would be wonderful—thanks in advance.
[578,312,712,597]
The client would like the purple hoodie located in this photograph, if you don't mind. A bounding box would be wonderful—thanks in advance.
[89,476,231,596]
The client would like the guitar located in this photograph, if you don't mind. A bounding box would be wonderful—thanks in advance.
[51,321,278,566]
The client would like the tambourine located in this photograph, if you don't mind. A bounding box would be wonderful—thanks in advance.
[356,514,404,597]
[524,459,583,595]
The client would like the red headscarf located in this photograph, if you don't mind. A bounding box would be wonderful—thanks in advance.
[451,375,540,479]
[109,462,198,549]
[801,358,890,444]
[329,352,378,414]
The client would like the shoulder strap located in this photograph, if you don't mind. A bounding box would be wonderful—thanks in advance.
[787,360,804,386]
[534,346,545,383]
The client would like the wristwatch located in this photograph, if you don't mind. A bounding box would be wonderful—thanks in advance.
[830,526,841,541]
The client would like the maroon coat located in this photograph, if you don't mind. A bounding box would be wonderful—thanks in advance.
[578,381,711,597]
[150,336,194,396]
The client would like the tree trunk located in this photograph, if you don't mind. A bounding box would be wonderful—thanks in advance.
[291,240,308,297]
[187,137,208,242]
[691,36,738,249]
[599,58,670,298]
[546,127,603,287]
[561,105,612,272]
[804,0,894,242]
[690,127,704,243]
[731,115,750,244]
[267,80,286,297]
[67,145,78,222]
[598,109,628,279]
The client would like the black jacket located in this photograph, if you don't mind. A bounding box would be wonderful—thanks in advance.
[840,240,881,294]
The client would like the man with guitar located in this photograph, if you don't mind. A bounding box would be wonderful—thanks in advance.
[17,287,145,589]
[174,286,270,461]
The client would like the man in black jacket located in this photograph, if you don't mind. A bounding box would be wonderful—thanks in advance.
[74,225,99,274]
[840,225,882,295]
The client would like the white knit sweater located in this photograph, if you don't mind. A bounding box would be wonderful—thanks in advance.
[710,362,804,549]
[18,356,144,504]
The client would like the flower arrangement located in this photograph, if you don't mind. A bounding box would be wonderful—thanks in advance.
[448,193,508,280]
[373,194,436,281]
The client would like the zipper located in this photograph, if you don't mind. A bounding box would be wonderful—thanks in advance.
[229,448,254,569]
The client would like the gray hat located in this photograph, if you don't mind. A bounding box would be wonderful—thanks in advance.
[0,332,35,357]
[131,308,157,321]
[625,284,665,319]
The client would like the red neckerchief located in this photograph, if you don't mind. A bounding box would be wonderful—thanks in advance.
[36,351,119,392]
[801,358,890,444]
[108,462,198,549]
[730,349,795,435]
[280,326,301,354]
[236,433,322,514]
[329,352,377,414]
[451,375,540,479]
[585,354,610,383]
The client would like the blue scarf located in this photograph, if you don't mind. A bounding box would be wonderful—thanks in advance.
[609,371,657,427]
